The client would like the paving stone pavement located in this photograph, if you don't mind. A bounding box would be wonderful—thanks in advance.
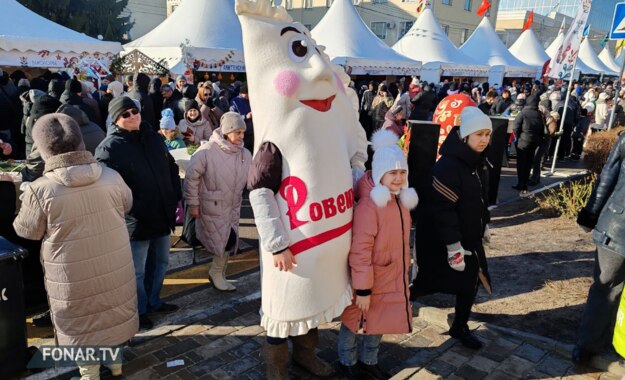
[24,269,619,380]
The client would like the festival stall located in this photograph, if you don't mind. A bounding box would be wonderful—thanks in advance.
[123,0,245,77]
[578,39,618,77]
[392,9,489,83]
[599,46,622,74]
[0,0,121,72]
[459,17,537,85]
[546,33,599,77]
[311,0,421,76]
[508,29,550,80]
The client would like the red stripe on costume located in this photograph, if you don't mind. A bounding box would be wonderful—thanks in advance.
[290,221,353,255]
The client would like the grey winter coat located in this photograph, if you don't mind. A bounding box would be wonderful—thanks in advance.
[184,128,251,257]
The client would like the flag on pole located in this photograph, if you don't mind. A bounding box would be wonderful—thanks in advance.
[523,10,534,31]
[547,0,593,79]
[600,33,609,47]
[616,40,625,56]
[416,0,427,14]
[582,24,590,39]
[559,19,565,34]
[476,0,491,17]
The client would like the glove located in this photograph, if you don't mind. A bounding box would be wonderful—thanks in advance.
[447,242,473,272]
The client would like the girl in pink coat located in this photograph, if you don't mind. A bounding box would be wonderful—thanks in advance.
[338,129,419,379]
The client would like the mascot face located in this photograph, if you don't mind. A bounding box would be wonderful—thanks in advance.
[236,0,349,152]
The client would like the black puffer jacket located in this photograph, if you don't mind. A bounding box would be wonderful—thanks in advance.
[95,121,181,240]
[413,126,491,295]
[128,73,157,131]
[492,96,513,115]
[512,94,545,149]
[410,89,437,121]
[578,132,625,257]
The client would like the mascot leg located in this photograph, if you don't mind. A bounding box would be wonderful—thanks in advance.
[263,340,289,379]
[291,329,333,377]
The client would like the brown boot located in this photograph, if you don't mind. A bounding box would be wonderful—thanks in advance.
[263,341,289,379]
[290,329,334,377]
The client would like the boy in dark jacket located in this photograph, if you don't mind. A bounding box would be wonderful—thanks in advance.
[571,108,590,160]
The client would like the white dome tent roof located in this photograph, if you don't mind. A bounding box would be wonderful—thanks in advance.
[508,29,550,68]
[0,0,121,68]
[545,33,600,76]
[599,46,621,74]
[459,17,536,78]
[311,0,421,76]
[578,39,617,76]
[124,0,245,74]
[392,8,488,78]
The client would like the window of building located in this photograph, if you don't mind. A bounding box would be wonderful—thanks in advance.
[304,0,313,8]
[285,0,293,9]
[442,0,452,5]
[464,0,471,11]
[441,24,450,35]
[460,28,469,43]
[399,21,414,37]
[371,22,387,39]
[372,0,388,3]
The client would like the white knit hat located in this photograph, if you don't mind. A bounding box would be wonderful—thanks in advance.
[459,106,492,139]
[369,129,419,209]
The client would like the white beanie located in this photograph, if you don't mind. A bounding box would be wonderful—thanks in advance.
[369,129,419,209]
[459,106,492,139]
[160,108,176,130]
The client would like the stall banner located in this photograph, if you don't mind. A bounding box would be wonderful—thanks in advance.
[0,50,113,69]
[432,93,476,158]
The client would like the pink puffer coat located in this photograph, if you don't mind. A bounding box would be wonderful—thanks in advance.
[184,128,251,256]
[340,172,416,335]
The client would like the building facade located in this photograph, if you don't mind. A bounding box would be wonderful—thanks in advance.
[498,0,619,36]
[285,0,500,48]
[496,8,615,54]
[123,0,167,40]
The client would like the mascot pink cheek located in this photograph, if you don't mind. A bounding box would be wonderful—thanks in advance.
[334,73,346,95]
[273,70,301,97]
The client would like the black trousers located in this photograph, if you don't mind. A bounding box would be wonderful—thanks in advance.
[453,288,478,328]
[530,137,552,182]
[516,142,539,188]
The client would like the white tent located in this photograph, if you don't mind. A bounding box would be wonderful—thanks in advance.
[0,0,121,68]
[599,46,621,74]
[392,8,488,82]
[578,39,617,76]
[311,0,421,76]
[459,17,536,82]
[508,29,550,74]
[124,0,245,74]
[545,33,600,76]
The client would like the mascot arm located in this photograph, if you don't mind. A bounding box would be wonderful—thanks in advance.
[248,142,290,254]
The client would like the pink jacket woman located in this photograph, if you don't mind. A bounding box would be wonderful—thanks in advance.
[340,171,416,335]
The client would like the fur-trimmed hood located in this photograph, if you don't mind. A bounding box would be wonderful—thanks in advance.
[357,171,418,210]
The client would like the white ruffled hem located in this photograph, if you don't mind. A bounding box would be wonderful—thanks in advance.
[260,285,353,338]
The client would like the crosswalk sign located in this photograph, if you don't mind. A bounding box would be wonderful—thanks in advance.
[610,2,625,40]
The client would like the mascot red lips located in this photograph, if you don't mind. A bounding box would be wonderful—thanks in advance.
[300,95,336,112]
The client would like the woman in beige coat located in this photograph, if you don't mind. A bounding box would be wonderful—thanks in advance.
[184,112,252,291]
[13,114,138,380]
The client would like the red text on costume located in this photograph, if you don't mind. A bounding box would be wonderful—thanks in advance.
[278,176,354,255]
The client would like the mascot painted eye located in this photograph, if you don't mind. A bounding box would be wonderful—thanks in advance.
[289,37,309,62]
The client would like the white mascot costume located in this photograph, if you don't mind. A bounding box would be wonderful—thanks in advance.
[236,0,368,377]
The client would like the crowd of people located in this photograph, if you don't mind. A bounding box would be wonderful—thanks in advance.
[1,65,624,379]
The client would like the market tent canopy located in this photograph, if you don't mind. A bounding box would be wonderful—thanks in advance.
[392,8,488,78]
[508,29,550,68]
[311,0,421,76]
[578,39,617,76]
[459,17,536,78]
[545,33,601,76]
[0,0,121,68]
[124,0,245,74]
[598,46,621,74]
